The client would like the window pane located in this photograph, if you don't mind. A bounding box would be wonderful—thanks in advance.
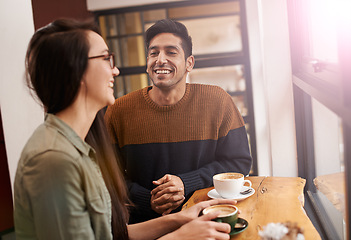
[115,12,143,35]
[309,0,337,63]
[108,36,146,68]
[143,9,166,22]
[120,12,143,35]
[145,16,242,55]
[114,75,129,98]
[188,65,247,116]
[188,65,245,91]
[312,97,346,239]
[244,123,254,175]
[312,98,344,175]
[114,73,148,97]
[98,16,109,40]
[104,15,118,36]
[107,39,122,67]
[99,13,143,36]
[308,0,351,63]
[180,16,242,55]
[231,95,248,117]
[168,2,240,19]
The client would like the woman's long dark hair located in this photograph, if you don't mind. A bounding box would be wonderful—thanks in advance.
[86,110,131,240]
[25,19,130,240]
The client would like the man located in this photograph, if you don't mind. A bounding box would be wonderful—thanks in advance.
[104,19,252,223]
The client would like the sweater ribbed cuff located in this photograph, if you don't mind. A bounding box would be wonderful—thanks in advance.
[178,172,202,197]
[130,185,151,209]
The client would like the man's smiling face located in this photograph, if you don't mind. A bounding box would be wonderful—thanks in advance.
[146,33,194,90]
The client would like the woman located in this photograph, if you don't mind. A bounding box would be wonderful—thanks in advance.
[14,19,234,240]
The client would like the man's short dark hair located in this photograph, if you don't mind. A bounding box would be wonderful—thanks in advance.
[145,19,193,58]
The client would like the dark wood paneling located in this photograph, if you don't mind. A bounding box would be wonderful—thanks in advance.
[31,0,93,29]
[0,111,14,233]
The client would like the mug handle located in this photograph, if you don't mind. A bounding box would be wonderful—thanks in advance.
[243,179,252,188]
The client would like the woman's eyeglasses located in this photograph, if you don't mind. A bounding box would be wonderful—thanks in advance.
[88,52,115,69]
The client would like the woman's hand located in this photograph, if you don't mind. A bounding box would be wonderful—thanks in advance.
[160,210,232,240]
[128,199,237,240]
[176,198,237,223]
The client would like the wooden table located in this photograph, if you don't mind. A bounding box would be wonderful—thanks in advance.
[182,176,321,239]
[314,172,346,219]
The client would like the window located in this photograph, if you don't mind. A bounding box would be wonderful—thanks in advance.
[288,0,351,239]
[94,0,258,175]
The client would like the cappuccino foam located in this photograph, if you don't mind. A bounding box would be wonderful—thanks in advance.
[203,205,237,217]
[215,173,243,180]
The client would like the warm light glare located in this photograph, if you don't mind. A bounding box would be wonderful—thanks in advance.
[309,0,351,63]
[311,0,351,22]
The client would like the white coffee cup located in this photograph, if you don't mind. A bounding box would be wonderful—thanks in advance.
[213,172,252,199]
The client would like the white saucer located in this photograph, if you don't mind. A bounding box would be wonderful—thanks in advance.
[207,186,255,201]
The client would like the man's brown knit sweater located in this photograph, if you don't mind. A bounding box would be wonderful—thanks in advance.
[105,83,252,223]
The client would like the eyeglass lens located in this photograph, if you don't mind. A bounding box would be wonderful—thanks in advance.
[109,54,115,69]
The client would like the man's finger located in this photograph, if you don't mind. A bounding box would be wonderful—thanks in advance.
[151,181,172,195]
[152,174,171,186]
[153,192,184,205]
[151,175,184,195]
[151,180,182,195]
[152,186,183,198]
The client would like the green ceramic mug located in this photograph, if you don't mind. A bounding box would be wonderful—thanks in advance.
[202,204,238,231]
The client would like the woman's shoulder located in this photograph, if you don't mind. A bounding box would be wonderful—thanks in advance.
[20,123,82,167]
